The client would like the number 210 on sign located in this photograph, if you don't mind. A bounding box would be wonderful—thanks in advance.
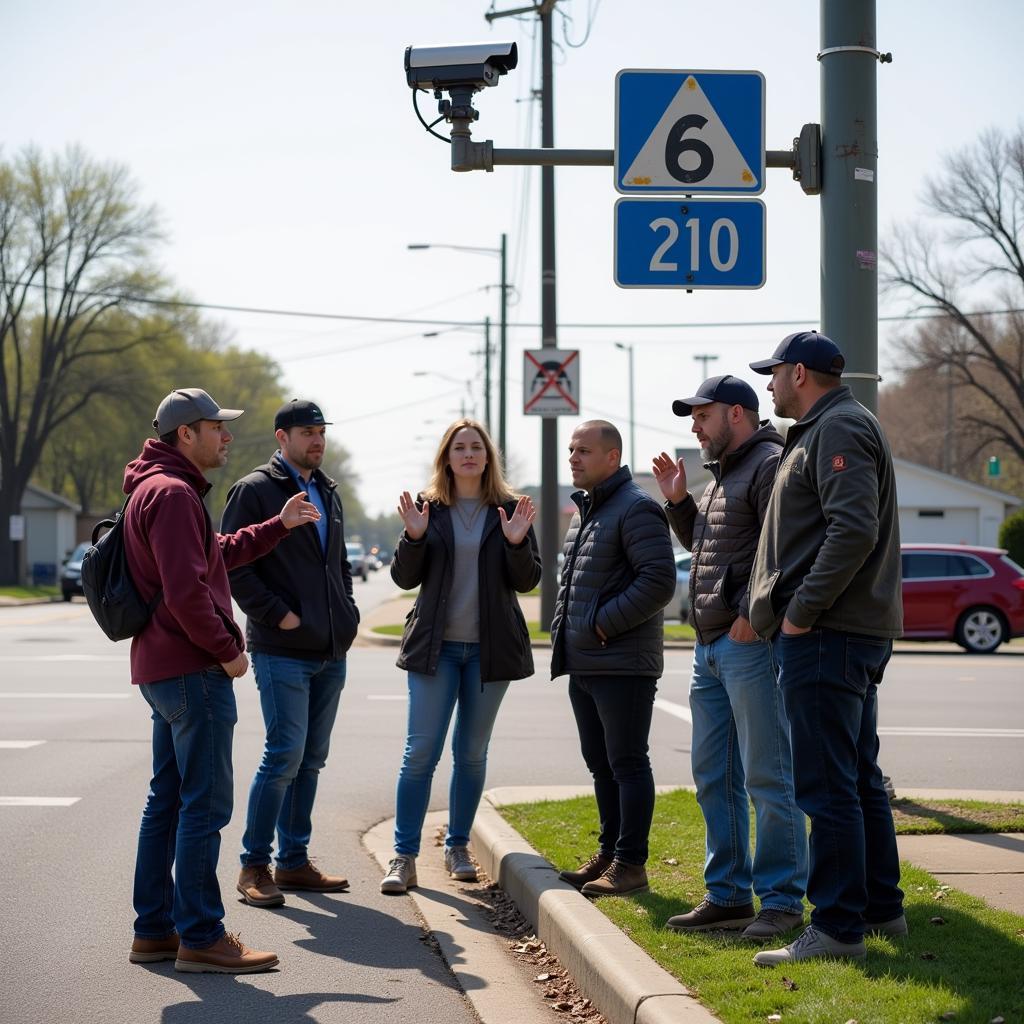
[614,198,765,290]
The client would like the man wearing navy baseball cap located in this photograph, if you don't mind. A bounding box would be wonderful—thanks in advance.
[222,398,358,910]
[653,375,806,941]
[745,333,905,966]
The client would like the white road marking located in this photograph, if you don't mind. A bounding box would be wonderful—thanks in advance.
[0,740,45,749]
[654,697,692,724]
[0,692,130,700]
[0,797,80,806]
[879,726,1024,738]
[0,655,125,662]
[366,694,407,701]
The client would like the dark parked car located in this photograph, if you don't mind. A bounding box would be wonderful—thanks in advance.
[901,544,1024,653]
[60,542,90,601]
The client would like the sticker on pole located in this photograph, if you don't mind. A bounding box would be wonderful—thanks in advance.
[615,70,765,195]
[523,349,580,417]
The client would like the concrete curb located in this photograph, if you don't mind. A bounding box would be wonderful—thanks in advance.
[471,795,718,1024]
[0,596,64,608]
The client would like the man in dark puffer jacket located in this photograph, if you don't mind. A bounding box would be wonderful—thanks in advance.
[652,375,807,942]
[551,420,676,898]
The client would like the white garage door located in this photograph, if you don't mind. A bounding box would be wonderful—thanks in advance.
[899,507,979,545]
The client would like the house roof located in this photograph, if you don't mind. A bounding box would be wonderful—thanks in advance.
[23,482,82,513]
[894,458,1022,507]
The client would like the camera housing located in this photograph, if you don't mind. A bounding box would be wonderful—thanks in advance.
[405,42,518,92]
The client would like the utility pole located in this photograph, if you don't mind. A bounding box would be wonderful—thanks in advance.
[693,353,719,380]
[820,0,881,412]
[499,231,508,459]
[484,316,492,432]
[615,342,636,470]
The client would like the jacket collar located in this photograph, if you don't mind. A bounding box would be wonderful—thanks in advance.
[708,421,786,479]
[572,464,632,516]
[786,385,854,441]
[266,451,335,491]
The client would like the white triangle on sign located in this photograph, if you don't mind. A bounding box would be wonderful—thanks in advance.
[622,76,758,190]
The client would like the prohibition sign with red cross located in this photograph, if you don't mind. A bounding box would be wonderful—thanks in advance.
[523,348,580,417]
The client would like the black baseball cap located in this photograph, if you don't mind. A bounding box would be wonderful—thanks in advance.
[672,375,760,417]
[749,330,846,376]
[274,399,332,431]
[153,388,243,434]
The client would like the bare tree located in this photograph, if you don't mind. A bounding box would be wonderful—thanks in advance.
[0,146,170,582]
[883,125,1024,483]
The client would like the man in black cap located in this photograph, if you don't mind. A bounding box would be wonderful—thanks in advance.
[652,375,807,941]
[222,399,359,908]
[745,332,905,966]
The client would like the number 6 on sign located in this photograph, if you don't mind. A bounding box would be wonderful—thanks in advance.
[615,198,765,290]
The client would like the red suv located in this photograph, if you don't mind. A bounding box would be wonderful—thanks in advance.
[901,544,1024,653]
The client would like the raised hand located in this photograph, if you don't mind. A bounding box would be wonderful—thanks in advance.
[652,451,688,504]
[498,495,537,546]
[280,491,321,530]
[397,490,430,541]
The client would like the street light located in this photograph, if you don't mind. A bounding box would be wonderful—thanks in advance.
[614,342,636,471]
[407,236,509,456]
[412,370,474,418]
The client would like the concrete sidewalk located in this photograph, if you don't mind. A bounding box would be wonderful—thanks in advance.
[470,785,1024,1024]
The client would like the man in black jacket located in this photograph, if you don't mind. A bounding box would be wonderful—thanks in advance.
[652,375,807,941]
[551,420,676,898]
[222,399,359,908]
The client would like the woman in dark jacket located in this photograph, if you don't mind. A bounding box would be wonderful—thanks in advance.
[380,419,541,894]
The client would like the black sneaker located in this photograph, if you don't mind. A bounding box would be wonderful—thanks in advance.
[666,896,755,932]
[741,908,804,941]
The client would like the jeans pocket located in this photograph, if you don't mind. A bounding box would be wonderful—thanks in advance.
[844,635,892,694]
[143,677,188,723]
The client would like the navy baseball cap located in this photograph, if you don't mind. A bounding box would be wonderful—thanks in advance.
[274,399,332,431]
[672,375,760,417]
[749,330,846,376]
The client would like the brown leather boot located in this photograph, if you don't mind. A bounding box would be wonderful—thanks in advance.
[274,859,349,892]
[580,859,649,898]
[558,851,613,890]
[174,932,279,974]
[237,865,285,907]
[129,931,180,963]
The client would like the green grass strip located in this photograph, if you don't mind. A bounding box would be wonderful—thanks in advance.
[0,585,60,599]
[502,790,1024,1024]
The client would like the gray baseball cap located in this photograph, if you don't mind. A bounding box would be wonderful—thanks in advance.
[153,388,244,434]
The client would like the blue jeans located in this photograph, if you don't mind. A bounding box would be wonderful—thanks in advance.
[394,641,509,856]
[774,628,904,943]
[568,675,657,865]
[241,653,346,869]
[134,668,235,949]
[690,635,806,912]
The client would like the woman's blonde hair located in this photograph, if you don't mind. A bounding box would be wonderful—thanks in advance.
[421,419,516,507]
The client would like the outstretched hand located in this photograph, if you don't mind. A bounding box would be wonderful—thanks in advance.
[652,451,688,504]
[280,491,322,530]
[498,495,537,546]
[397,490,429,541]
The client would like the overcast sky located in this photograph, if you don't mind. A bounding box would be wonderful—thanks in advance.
[4,1,1023,514]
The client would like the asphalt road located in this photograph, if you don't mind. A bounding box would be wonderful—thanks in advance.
[1,576,1021,1023]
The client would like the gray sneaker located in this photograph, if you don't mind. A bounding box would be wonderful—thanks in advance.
[380,855,417,894]
[867,913,908,938]
[754,925,866,966]
[741,908,804,941]
[444,845,477,882]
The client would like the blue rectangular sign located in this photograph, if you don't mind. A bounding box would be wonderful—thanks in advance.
[614,198,766,289]
[615,69,765,195]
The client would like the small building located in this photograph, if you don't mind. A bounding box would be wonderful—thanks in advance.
[894,459,1021,547]
[16,483,82,585]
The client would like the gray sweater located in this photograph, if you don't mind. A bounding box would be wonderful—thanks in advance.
[748,386,903,639]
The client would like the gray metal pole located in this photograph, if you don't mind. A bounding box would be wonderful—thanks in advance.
[820,0,879,412]
[484,316,492,433]
[628,346,635,472]
[539,4,559,632]
[499,233,508,460]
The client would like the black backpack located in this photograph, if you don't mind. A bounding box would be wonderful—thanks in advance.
[81,496,162,641]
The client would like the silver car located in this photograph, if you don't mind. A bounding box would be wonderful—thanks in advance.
[673,551,692,623]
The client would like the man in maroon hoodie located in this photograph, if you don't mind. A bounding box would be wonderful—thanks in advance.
[123,387,321,974]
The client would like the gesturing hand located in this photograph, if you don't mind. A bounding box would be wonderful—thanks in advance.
[397,491,429,541]
[498,495,537,546]
[652,452,688,504]
[280,491,321,530]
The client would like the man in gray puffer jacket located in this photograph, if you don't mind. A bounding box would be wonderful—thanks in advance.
[652,375,807,942]
[551,420,676,899]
